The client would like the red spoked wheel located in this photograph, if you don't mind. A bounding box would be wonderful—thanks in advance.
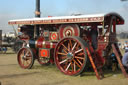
[17,47,35,69]
[55,37,87,76]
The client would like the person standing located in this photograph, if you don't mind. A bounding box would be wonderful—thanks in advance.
[91,24,98,50]
[122,50,128,73]
[124,41,128,52]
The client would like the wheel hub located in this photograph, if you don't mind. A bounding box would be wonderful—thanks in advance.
[22,55,29,60]
[67,52,73,59]
[22,56,26,60]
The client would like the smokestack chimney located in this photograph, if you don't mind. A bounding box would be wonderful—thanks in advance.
[35,0,41,17]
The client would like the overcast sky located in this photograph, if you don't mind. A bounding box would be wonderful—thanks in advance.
[0,0,128,33]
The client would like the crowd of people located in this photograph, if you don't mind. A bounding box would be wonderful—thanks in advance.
[122,41,128,72]
[0,47,7,53]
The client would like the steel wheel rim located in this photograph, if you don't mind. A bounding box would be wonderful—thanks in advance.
[18,48,33,69]
[55,37,87,75]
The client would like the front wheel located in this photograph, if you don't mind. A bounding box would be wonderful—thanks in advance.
[54,37,88,76]
[17,47,35,69]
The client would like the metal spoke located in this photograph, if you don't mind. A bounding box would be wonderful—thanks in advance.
[72,42,77,51]
[22,50,25,56]
[23,59,25,66]
[75,43,80,50]
[21,56,24,64]
[73,59,81,68]
[61,56,67,59]
[75,56,85,60]
[27,58,31,65]
[69,40,72,49]
[65,63,71,71]
[77,52,84,56]
[21,50,27,66]
[26,53,32,59]
[26,60,29,65]
[62,44,69,51]
[25,60,28,65]
[75,49,83,54]
[74,61,76,71]
[76,59,83,66]
[62,49,68,54]
[24,58,27,65]
[59,59,68,64]
[71,61,74,72]
[25,60,28,66]
[64,60,68,69]
[24,51,29,57]
[26,56,31,59]
[58,52,67,56]
[68,42,70,51]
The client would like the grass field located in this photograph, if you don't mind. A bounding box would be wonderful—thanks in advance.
[0,48,128,85]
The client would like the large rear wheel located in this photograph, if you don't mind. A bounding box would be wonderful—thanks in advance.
[17,47,35,69]
[54,37,88,76]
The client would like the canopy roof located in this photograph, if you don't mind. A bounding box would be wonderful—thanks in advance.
[8,12,124,25]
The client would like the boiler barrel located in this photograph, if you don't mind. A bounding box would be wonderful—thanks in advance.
[29,40,57,48]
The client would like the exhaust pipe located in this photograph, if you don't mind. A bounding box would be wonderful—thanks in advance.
[35,0,41,17]
[34,0,40,38]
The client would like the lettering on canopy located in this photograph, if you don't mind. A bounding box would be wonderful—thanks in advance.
[8,17,104,25]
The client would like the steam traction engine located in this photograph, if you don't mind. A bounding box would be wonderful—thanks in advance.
[8,13,128,79]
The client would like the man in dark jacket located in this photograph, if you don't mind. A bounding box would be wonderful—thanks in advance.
[91,25,98,50]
